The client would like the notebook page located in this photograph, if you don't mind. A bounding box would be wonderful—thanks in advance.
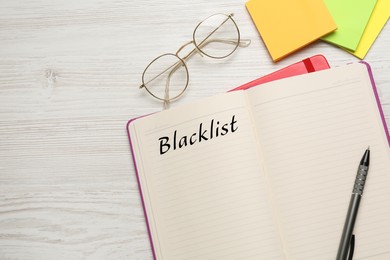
[129,91,285,260]
[247,63,390,260]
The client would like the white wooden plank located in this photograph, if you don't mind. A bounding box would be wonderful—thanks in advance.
[0,0,389,258]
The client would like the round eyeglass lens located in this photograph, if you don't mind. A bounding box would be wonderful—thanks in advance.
[142,53,189,101]
[193,14,240,59]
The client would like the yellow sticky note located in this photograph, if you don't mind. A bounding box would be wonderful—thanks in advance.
[349,0,390,59]
[246,0,337,61]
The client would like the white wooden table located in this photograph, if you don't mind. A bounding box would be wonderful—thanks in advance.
[0,1,389,259]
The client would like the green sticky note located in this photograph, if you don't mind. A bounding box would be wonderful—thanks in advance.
[322,0,378,51]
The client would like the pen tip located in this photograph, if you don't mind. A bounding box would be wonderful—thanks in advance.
[360,147,370,166]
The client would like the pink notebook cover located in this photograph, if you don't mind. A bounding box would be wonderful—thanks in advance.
[126,60,389,260]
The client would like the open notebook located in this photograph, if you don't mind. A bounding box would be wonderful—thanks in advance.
[127,63,390,260]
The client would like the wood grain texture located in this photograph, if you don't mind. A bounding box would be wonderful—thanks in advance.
[0,0,389,259]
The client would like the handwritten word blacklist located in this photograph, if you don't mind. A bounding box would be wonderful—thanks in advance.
[158,115,238,155]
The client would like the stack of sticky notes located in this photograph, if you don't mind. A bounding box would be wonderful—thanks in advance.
[246,0,389,61]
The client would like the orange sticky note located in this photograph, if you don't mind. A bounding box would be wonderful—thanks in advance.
[246,0,337,61]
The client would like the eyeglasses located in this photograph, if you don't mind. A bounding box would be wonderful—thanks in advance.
[139,13,251,109]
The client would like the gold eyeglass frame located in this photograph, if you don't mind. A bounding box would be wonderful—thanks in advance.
[139,13,251,108]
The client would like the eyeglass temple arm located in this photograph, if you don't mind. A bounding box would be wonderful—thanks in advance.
[163,58,186,109]
[200,38,251,47]
[139,59,183,89]
[179,38,251,60]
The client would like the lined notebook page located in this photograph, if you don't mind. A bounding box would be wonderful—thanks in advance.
[129,92,285,260]
[247,63,390,260]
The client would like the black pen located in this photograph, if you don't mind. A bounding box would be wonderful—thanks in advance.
[336,147,370,260]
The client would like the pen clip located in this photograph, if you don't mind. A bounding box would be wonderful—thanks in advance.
[348,234,355,260]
